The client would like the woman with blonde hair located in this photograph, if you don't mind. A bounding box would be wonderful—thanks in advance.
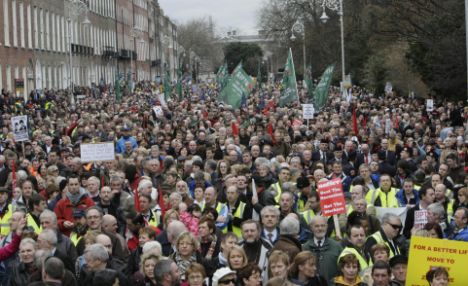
[132,252,161,286]
[288,251,327,286]
[227,245,249,271]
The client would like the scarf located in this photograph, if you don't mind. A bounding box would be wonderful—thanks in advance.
[174,252,197,281]
[66,189,85,206]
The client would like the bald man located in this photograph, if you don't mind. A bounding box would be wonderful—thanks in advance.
[96,234,129,278]
[102,214,129,258]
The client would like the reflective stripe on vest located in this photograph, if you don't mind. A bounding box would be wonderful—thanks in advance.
[365,188,399,208]
[0,205,13,237]
[296,193,305,213]
[26,214,42,234]
[339,247,369,270]
[368,231,399,258]
[301,210,315,225]
[70,232,82,246]
[229,201,246,237]
[272,183,282,203]
[146,210,160,228]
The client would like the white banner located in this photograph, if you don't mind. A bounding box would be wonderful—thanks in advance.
[80,142,115,163]
[302,104,315,119]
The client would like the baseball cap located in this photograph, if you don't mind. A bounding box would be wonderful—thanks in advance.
[212,267,236,286]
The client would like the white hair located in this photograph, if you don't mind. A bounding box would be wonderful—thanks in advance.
[279,216,300,236]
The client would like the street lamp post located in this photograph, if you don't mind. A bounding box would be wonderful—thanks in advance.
[66,0,90,106]
[320,0,345,83]
[291,19,306,76]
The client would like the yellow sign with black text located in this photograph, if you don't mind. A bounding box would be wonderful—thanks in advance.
[407,236,468,286]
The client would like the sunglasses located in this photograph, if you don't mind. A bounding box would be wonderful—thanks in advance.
[219,278,236,285]
[389,223,402,230]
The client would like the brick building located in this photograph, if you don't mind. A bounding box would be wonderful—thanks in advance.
[0,0,178,99]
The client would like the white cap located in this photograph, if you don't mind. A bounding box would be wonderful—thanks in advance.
[212,267,236,286]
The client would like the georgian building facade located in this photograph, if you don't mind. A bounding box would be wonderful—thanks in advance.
[0,0,178,98]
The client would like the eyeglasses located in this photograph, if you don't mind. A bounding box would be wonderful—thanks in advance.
[389,223,402,230]
[218,278,236,285]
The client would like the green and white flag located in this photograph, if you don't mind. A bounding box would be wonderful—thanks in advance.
[219,63,254,108]
[216,63,229,88]
[278,48,299,107]
[314,65,334,110]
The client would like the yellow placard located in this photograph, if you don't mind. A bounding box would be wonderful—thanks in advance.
[407,236,468,286]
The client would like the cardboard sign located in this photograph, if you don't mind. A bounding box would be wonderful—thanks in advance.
[11,115,29,142]
[426,99,434,112]
[80,142,115,163]
[414,210,428,230]
[302,104,315,119]
[407,236,468,286]
[317,179,347,216]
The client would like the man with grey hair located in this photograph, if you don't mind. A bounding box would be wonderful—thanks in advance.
[260,206,280,244]
[303,215,343,284]
[37,228,75,274]
[271,214,301,258]
[153,258,179,286]
[39,209,78,266]
[78,244,110,285]
[365,213,402,259]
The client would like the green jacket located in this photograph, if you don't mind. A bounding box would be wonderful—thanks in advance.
[302,237,343,284]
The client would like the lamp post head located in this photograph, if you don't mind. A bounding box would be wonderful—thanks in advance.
[320,11,330,23]
[290,34,296,41]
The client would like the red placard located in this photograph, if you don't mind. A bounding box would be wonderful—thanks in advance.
[317,178,347,216]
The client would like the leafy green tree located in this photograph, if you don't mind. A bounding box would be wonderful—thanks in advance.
[224,42,264,76]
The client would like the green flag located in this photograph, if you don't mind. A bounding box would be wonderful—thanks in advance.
[279,48,299,107]
[219,63,254,108]
[216,63,228,88]
[313,65,334,110]
[164,67,172,100]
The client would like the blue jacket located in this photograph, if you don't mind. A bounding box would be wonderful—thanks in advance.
[396,189,420,207]
[452,227,468,242]
[116,136,138,153]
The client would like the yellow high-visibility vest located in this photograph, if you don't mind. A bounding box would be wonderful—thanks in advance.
[338,247,369,271]
[365,188,399,208]
[26,213,42,234]
[0,204,13,237]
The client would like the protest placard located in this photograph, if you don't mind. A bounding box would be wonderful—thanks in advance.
[317,179,347,216]
[407,236,468,286]
[426,99,434,112]
[11,115,29,142]
[80,142,115,163]
[302,104,315,119]
[414,210,428,230]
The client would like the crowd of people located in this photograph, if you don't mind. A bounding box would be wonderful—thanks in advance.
[0,79,466,286]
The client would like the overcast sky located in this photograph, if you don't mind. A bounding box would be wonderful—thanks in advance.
[158,0,265,35]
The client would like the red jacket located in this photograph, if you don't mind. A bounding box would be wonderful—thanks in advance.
[54,194,95,236]
[0,233,20,261]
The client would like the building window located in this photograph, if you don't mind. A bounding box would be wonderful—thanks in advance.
[27,4,32,49]
[19,2,25,48]
[4,0,10,46]
[12,0,17,47]
[6,65,11,92]
[33,6,38,49]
